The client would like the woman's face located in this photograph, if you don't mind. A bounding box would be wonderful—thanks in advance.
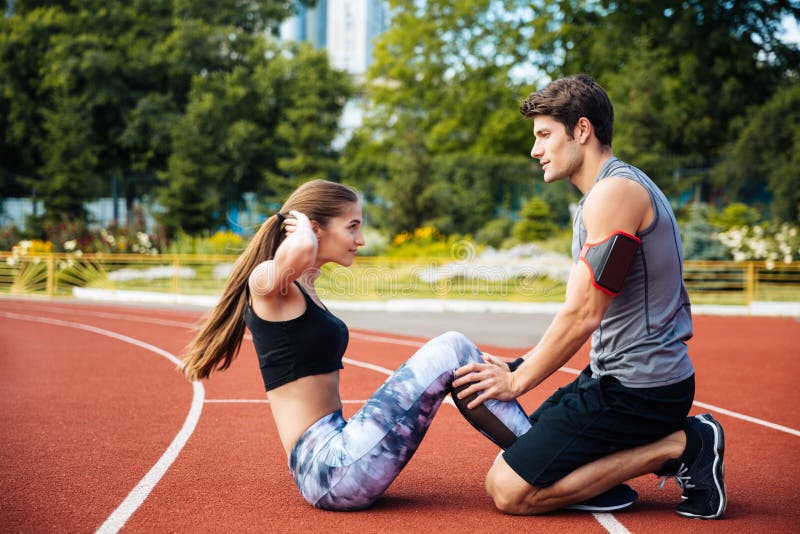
[314,201,365,267]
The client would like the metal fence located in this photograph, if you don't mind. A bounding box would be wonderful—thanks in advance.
[1,252,798,306]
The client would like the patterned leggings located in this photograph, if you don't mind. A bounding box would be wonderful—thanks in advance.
[288,331,533,510]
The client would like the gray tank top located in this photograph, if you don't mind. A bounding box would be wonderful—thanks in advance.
[571,157,694,387]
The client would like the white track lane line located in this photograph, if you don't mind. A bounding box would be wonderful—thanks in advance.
[14,303,800,437]
[0,311,204,534]
[692,400,800,437]
[205,399,370,404]
[2,303,200,329]
[13,303,800,533]
[593,512,632,534]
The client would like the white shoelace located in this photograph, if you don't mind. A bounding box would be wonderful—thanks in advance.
[658,463,694,491]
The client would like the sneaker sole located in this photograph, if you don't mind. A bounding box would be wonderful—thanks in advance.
[677,413,727,519]
[567,500,637,512]
[566,485,638,512]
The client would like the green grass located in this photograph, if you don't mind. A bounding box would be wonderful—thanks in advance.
[3,253,799,305]
[315,263,565,301]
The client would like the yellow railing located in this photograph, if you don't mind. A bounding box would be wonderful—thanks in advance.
[0,252,240,297]
[1,252,798,305]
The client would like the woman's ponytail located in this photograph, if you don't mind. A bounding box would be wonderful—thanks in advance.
[180,215,283,381]
[180,179,358,381]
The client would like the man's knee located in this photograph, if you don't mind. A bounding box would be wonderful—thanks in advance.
[485,455,539,515]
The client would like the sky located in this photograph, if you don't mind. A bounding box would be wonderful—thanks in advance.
[780,15,800,45]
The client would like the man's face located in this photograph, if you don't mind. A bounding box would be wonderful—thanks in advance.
[530,115,582,183]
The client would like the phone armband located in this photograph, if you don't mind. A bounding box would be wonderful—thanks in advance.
[579,231,641,296]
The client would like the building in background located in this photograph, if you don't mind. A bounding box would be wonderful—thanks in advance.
[280,0,388,78]
[280,1,389,151]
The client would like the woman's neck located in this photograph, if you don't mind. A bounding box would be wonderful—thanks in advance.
[298,268,321,287]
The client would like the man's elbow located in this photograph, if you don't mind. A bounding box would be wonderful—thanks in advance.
[582,307,605,333]
[561,303,604,338]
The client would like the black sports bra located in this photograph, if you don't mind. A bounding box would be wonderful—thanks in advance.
[244,282,348,391]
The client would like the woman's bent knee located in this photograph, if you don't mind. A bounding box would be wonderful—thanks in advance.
[435,331,477,358]
[436,330,469,345]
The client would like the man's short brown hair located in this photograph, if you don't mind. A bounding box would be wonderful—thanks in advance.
[520,74,614,146]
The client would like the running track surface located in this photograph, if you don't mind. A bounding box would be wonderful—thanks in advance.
[1,298,799,533]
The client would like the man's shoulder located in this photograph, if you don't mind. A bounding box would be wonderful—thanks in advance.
[599,157,648,180]
[583,177,651,234]
[588,175,649,202]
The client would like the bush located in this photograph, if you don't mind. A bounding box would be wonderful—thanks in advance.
[387,226,479,258]
[38,218,162,254]
[717,222,800,267]
[206,231,245,254]
[475,218,514,248]
[166,230,242,255]
[0,226,25,251]
[512,196,558,242]
[708,203,761,230]
[358,227,389,256]
[681,204,729,260]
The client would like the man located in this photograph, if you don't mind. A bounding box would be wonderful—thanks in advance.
[452,74,726,519]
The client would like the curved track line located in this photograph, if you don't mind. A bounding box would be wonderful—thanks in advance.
[16,303,800,436]
[1,303,199,329]
[96,381,203,534]
[0,311,205,534]
[10,302,800,437]
[0,309,627,533]
[7,306,800,534]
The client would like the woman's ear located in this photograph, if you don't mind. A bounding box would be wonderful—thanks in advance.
[310,220,322,239]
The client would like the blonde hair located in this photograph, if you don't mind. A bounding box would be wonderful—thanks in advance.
[180,179,359,381]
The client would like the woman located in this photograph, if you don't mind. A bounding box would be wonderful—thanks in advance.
[181,179,532,511]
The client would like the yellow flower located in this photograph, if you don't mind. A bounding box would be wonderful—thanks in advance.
[12,239,53,256]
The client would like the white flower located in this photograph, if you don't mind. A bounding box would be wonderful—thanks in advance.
[64,240,77,252]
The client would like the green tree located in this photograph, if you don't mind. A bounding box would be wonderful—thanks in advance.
[346,0,544,234]
[268,43,354,196]
[425,153,535,236]
[351,0,800,234]
[380,126,436,236]
[159,40,352,235]
[0,7,67,206]
[368,1,536,155]
[711,81,800,222]
[512,195,557,242]
[38,94,101,220]
[545,0,800,199]
[708,202,762,230]
[1,0,319,231]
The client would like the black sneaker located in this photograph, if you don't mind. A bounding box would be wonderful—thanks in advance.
[668,413,727,519]
[565,484,638,512]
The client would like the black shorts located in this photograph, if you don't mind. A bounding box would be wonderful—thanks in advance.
[502,366,695,488]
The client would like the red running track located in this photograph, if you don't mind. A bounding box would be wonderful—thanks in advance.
[1,298,799,533]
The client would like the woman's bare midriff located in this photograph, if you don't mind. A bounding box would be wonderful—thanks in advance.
[267,371,343,455]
